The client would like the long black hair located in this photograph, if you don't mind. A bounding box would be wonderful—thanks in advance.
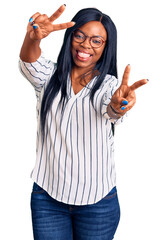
[40,8,117,135]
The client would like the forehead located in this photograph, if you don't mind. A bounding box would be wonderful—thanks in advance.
[79,21,107,39]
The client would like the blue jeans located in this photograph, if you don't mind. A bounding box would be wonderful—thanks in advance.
[31,182,120,240]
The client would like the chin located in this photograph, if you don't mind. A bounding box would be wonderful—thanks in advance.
[72,56,96,70]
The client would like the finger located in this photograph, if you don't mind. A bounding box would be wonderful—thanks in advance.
[35,14,49,22]
[130,79,148,91]
[115,92,136,112]
[29,12,41,23]
[52,21,75,31]
[29,24,42,40]
[121,91,136,111]
[121,64,131,86]
[49,5,66,22]
[111,94,128,105]
[119,98,129,111]
[126,99,136,110]
[111,96,128,112]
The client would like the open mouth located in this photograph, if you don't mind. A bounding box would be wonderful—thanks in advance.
[76,50,93,61]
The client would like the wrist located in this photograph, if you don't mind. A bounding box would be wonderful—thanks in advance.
[26,32,41,44]
[107,104,123,120]
[109,104,121,115]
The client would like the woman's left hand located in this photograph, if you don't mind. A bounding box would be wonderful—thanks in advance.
[110,64,148,115]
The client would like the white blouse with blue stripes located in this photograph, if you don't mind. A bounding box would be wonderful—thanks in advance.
[19,52,126,205]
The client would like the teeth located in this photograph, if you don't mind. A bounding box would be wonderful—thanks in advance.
[77,51,91,58]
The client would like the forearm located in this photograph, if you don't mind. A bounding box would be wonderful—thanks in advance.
[19,32,41,62]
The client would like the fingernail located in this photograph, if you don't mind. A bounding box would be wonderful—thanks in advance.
[121,106,126,110]
[33,25,37,29]
[122,100,128,105]
[29,17,33,22]
[30,21,35,26]
[64,4,66,6]
[147,79,149,81]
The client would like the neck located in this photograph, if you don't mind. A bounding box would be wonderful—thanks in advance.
[71,65,97,85]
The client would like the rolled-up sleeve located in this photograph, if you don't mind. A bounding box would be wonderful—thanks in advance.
[18,52,56,93]
[101,75,127,125]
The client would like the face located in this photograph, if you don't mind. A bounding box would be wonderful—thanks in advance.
[71,21,107,71]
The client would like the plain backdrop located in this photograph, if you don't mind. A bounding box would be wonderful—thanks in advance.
[1,0,167,239]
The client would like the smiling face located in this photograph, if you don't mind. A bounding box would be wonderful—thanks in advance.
[71,21,107,72]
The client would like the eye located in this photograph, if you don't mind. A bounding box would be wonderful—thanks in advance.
[91,37,102,45]
[74,31,84,40]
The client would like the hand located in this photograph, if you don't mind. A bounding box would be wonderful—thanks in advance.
[110,64,148,115]
[27,5,75,40]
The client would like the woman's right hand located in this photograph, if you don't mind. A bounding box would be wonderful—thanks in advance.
[27,5,75,40]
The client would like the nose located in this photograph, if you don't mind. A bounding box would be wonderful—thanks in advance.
[80,37,92,49]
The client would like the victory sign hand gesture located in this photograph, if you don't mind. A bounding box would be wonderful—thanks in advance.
[27,4,75,40]
[109,65,148,116]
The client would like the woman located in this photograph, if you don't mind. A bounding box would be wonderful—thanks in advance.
[19,4,148,240]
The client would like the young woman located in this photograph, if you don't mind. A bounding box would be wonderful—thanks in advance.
[19,4,148,240]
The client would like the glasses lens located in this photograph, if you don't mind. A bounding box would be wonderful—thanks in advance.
[73,30,104,48]
[73,30,85,43]
[91,37,103,48]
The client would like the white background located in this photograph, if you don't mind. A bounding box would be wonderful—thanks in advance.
[1,0,167,239]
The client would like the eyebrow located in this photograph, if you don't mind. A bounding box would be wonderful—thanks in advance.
[77,29,106,40]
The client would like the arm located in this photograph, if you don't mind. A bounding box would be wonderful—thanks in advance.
[101,76,126,124]
[19,32,41,62]
[108,65,148,118]
[19,5,75,62]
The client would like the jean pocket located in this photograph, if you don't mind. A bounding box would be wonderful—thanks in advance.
[32,182,45,194]
[103,187,117,200]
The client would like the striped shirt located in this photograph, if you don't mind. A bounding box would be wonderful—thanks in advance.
[19,52,126,205]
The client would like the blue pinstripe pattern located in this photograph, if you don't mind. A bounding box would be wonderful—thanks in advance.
[19,54,126,205]
[93,88,103,202]
[23,62,46,83]
[36,134,45,182]
[68,119,73,204]
[50,106,59,195]
[19,65,41,93]
[74,99,80,204]
[101,112,104,197]
[30,63,50,76]
[56,100,76,199]
[55,107,65,198]
[42,112,52,188]
[46,113,53,192]
[110,142,114,179]
[36,60,52,69]
[80,97,86,205]
[61,100,77,201]
[42,117,49,187]
[87,98,92,204]
[106,120,110,191]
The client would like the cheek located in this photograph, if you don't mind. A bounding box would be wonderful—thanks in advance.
[95,47,105,61]
[71,42,78,57]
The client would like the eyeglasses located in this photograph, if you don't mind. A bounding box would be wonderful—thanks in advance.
[72,29,106,48]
